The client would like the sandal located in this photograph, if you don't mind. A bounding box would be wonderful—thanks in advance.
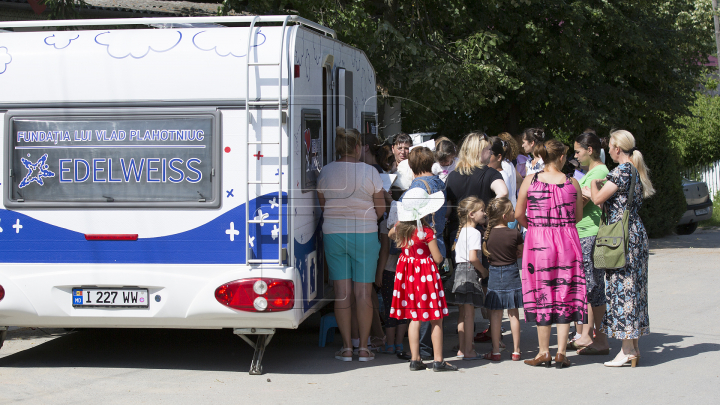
[432,361,458,372]
[369,336,386,351]
[335,347,353,362]
[512,352,521,361]
[357,347,375,362]
[378,344,396,354]
[483,352,502,361]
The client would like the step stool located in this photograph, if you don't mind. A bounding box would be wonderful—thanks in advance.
[318,313,338,347]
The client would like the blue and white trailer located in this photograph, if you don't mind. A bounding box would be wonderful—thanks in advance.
[0,15,377,374]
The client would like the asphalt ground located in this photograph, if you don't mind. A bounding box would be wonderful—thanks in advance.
[1,228,719,404]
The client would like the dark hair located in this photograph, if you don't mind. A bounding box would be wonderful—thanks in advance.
[497,132,519,161]
[433,137,457,163]
[535,139,568,167]
[393,133,412,147]
[488,136,508,160]
[574,132,607,160]
[522,128,545,146]
[392,218,429,248]
[377,144,394,171]
[360,132,382,155]
[408,147,435,175]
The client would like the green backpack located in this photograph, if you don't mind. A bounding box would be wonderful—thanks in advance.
[593,165,637,270]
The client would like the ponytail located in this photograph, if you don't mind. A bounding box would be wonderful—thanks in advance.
[609,130,656,198]
[482,197,514,258]
[535,139,567,169]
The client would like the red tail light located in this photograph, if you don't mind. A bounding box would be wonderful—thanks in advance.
[0,285,4,302]
[215,278,294,312]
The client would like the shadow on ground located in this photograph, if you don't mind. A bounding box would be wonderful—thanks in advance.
[649,228,720,250]
[2,309,717,374]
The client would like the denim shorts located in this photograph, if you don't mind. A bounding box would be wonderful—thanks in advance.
[323,232,381,283]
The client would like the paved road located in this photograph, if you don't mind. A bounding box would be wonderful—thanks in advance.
[1,229,719,404]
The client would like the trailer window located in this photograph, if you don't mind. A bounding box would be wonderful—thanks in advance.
[4,109,220,208]
[301,110,322,193]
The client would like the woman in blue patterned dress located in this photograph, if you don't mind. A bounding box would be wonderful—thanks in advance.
[590,130,655,368]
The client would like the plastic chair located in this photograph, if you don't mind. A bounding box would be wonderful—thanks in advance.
[318,312,338,347]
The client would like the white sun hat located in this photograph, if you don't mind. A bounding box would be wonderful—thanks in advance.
[395,187,445,238]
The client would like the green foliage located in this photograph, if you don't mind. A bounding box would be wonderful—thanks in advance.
[40,0,88,20]
[219,0,713,237]
[700,191,720,228]
[673,91,720,166]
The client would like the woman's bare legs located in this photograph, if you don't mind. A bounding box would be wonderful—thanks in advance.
[354,282,374,355]
[536,325,551,359]
[334,279,353,350]
[556,323,570,355]
[490,309,503,354]
[508,309,521,353]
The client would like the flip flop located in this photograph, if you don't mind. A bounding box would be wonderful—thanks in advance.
[567,340,588,351]
[578,346,610,356]
[462,352,484,361]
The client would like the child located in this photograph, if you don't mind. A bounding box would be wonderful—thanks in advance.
[389,188,456,372]
[482,197,524,361]
[377,217,408,354]
[446,196,488,360]
[431,137,458,183]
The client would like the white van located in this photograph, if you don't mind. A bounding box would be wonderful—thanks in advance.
[0,15,377,374]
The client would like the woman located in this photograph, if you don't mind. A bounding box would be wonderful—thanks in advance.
[590,130,654,367]
[446,132,508,239]
[487,136,521,208]
[498,132,523,193]
[516,139,586,368]
[570,132,610,355]
[446,132,508,345]
[518,128,546,177]
[317,127,385,362]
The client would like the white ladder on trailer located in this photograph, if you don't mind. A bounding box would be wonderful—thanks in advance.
[243,15,291,266]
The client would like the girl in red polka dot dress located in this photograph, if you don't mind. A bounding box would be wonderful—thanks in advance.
[389,188,457,372]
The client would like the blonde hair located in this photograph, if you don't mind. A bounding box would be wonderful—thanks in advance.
[497,132,519,161]
[452,196,486,251]
[609,130,655,198]
[482,197,514,259]
[335,127,361,157]
[455,132,490,175]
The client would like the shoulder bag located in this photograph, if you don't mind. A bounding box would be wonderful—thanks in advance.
[593,165,637,270]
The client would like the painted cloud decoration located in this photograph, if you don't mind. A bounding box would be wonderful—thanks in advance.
[0,46,11,74]
[95,30,182,59]
[44,33,80,49]
[192,29,266,57]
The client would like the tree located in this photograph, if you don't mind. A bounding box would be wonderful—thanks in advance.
[220,1,714,236]
[40,0,88,20]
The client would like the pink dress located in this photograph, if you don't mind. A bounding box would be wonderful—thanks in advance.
[522,173,587,325]
[390,227,448,321]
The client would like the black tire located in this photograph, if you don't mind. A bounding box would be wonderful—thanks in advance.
[676,223,698,235]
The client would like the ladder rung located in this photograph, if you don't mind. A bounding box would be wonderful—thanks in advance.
[248,141,280,145]
[248,62,281,66]
[248,219,281,224]
[248,259,282,264]
[248,101,283,106]
[248,180,280,185]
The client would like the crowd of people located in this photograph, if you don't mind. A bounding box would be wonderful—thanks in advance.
[316,126,654,371]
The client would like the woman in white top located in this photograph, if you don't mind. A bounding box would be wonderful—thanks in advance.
[520,128,546,176]
[487,136,521,208]
[317,127,385,362]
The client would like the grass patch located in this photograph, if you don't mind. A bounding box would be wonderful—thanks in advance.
[700,191,720,228]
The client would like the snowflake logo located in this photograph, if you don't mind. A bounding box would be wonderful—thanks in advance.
[19,154,55,188]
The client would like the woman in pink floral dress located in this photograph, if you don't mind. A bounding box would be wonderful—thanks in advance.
[516,139,586,368]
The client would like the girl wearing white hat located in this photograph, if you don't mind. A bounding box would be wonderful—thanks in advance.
[389,187,457,372]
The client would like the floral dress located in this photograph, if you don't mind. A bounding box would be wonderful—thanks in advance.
[600,163,650,339]
[390,227,449,321]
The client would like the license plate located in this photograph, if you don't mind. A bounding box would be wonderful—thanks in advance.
[695,208,709,216]
[72,288,149,308]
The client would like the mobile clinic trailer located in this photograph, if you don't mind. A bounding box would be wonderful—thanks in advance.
[0,15,377,374]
